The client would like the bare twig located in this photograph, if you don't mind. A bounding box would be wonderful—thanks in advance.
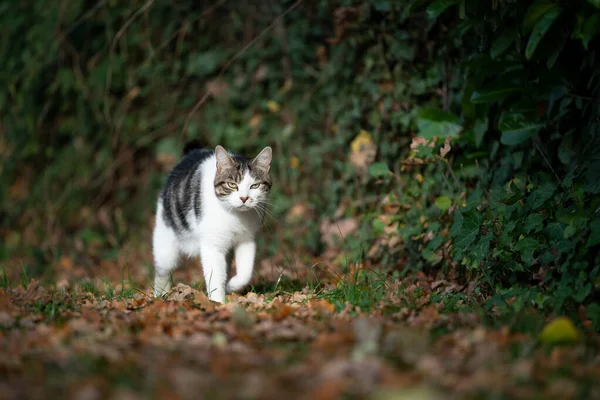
[143,0,227,66]
[534,139,562,183]
[180,0,304,140]
[104,0,155,124]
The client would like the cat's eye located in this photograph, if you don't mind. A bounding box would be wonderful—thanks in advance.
[250,183,261,189]
[226,182,238,190]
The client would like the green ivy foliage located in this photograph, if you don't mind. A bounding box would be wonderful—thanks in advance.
[1,0,599,316]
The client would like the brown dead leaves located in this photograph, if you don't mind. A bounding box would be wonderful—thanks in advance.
[1,278,600,400]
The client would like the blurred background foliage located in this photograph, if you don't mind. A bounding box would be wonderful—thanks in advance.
[1,0,599,319]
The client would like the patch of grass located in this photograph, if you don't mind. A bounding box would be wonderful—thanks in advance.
[320,267,388,312]
[31,298,74,323]
[0,267,10,289]
[76,279,101,296]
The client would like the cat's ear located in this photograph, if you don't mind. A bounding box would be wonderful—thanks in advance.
[215,145,235,170]
[252,146,272,172]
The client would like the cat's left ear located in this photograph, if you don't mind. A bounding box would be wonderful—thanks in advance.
[252,146,272,172]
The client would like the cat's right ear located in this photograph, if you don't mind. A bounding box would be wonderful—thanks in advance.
[215,145,235,170]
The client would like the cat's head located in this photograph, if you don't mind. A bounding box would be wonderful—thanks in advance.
[214,145,272,212]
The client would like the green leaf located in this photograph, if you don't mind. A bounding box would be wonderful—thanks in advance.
[499,111,543,145]
[580,14,600,49]
[587,0,600,9]
[515,237,539,265]
[527,182,557,210]
[525,6,561,59]
[523,1,559,33]
[524,213,544,234]
[545,222,564,240]
[490,28,516,59]
[426,0,456,19]
[474,118,488,148]
[368,162,391,178]
[452,211,481,251]
[372,218,386,234]
[422,248,443,265]
[585,161,600,194]
[434,196,452,211]
[416,107,462,140]
[472,232,493,263]
[587,219,600,248]
[470,83,521,104]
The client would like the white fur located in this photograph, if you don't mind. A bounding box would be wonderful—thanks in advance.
[152,154,265,303]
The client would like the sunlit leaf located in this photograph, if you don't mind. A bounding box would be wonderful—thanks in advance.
[434,196,452,211]
[369,162,391,178]
[470,83,521,104]
[539,317,580,344]
[498,111,543,145]
[416,107,462,139]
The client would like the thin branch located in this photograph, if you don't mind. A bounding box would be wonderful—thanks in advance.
[104,0,155,123]
[143,0,227,66]
[534,139,562,183]
[180,0,305,140]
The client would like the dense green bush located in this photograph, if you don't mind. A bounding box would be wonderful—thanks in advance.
[1,0,599,318]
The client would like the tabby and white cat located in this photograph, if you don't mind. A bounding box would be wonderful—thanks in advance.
[152,145,272,303]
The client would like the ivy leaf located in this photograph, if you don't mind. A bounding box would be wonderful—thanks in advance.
[587,219,600,248]
[526,182,557,210]
[470,83,521,104]
[514,237,539,265]
[416,107,462,140]
[586,161,600,194]
[490,28,516,59]
[434,196,452,211]
[499,110,543,145]
[426,0,456,20]
[368,162,391,178]
[524,213,544,234]
[452,210,481,252]
[545,222,564,240]
[472,232,493,264]
[525,6,561,60]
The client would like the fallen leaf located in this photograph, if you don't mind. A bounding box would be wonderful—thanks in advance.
[539,317,580,344]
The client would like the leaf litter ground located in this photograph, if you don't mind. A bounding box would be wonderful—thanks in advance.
[1,257,599,400]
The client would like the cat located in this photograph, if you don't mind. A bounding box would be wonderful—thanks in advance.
[152,145,272,303]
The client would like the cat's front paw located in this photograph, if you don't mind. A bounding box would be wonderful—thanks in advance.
[226,275,249,293]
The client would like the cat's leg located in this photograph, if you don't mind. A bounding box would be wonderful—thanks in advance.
[226,240,256,293]
[152,216,179,297]
[200,244,228,303]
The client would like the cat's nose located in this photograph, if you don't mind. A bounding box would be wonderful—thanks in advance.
[240,196,249,203]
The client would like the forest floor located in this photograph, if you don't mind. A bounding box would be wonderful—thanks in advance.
[1,251,599,400]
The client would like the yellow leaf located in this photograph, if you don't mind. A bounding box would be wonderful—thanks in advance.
[249,114,262,128]
[267,100,280,113]
[415,173,424,183]
[351,130,374,153]
[279,79,293,94]
[540,317,580,344]
[290,156,299,169]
